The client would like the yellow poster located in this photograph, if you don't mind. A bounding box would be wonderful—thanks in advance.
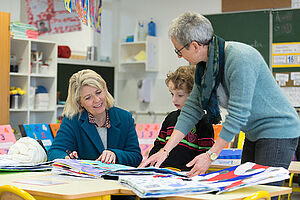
[272,42,300,68]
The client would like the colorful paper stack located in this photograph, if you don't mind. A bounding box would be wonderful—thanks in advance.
[11,22,38,39]
[26,29,38,39]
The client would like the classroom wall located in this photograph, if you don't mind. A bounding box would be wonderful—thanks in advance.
[18,0,95,57]
[0,0,20,22]
[115,0,223,123]
[3,0,225,124]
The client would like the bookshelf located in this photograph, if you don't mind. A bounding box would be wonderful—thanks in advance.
[10,37,57,136]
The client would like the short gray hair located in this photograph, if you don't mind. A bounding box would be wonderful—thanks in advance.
[63,69,115,119]
[168,11,214,47]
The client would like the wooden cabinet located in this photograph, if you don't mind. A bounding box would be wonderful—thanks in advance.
[0,12,10,125]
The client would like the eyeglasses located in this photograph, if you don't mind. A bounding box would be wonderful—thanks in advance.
[174,43,190,56]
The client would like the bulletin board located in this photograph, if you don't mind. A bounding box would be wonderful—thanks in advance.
[273,71,300,107]
[272,8,300,73]
[271,9,300,107]
[222,0,291,12]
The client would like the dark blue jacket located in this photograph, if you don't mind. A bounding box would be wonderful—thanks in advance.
[47,107,142,167]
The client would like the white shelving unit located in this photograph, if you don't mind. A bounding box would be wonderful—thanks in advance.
[119,36,158,72]
[10,37,57,134]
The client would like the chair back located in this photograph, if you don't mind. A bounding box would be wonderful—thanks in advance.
[0,185,36,200]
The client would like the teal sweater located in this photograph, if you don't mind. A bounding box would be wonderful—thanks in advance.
[175,42,300,142]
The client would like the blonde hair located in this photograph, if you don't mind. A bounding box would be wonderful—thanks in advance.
[165,65,196,94]
[63,69,115,119]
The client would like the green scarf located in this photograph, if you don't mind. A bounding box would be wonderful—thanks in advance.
[195,35,225,124]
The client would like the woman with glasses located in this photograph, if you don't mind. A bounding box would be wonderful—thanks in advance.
[140,11,300,187]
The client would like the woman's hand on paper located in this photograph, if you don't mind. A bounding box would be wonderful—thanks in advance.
[186,153,212,177]
[138,149,168,168]
[96,150,116,164]
[186,137,229,177]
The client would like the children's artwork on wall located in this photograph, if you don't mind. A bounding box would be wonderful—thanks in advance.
[89,0,102,33]
[0,125,16,155]
[74,0,88,25]
[19,124,53,151]
[136,123,161,159]
[49,123,61,138]
[26,0,81,35]
[63,0,102,33]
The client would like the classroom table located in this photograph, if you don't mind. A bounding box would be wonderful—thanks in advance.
[0,172,128,200]
[158,185,291,200]
[0,171,292,200]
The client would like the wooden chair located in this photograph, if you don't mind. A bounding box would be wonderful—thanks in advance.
[0,185,36,200]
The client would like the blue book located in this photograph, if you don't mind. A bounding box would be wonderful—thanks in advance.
[19,123,53,151]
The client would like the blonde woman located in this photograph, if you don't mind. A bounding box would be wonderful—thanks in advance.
[48,69,142,167]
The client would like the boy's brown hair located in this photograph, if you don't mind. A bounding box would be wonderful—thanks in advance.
[165,65,196,94]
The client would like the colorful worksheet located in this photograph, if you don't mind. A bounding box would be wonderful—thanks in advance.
[49,123,61,138]
[19,123,53,151]
[119,162,290,198]
[0,125,16,154]
[136,123,161,159]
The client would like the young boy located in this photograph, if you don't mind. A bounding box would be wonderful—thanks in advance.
[149,65,214,171]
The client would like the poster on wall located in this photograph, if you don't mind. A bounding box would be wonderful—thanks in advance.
[0,125,16,155]
[273,71,300,107]
[26,0,81,35]
[272,42,300,68]
[89,0,102,33]
[136,123,161,159]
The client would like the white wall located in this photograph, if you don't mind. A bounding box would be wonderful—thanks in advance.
[3,0,224,124]
[18,0,94,56]
[116,0,222,123]
[0,0,21,21]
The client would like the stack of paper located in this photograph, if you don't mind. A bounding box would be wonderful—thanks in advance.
[0,158,52,172]
[119,162,290,198]
[51,159,184,179]
[120,175,216,198]
[11,22,38,39]
[52,159,135,178]
[51,160,290,198]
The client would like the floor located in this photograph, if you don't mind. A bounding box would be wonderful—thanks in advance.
[290,192,300,199]
[281,182,300,200]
